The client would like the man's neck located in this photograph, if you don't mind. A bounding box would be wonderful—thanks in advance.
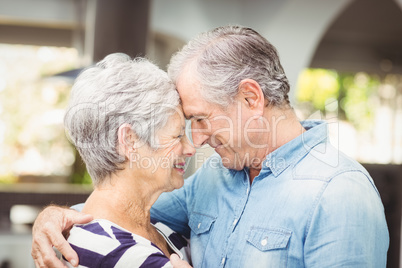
[248,106,306,183]
[264,106,306,152]
[249,168,260,184]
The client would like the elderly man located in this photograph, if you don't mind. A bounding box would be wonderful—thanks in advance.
[32,25,388,268]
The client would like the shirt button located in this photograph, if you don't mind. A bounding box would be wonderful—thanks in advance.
[198,223,201,229]
[221,257,226,265]
[233,219,238,226]
[261,238,268,246]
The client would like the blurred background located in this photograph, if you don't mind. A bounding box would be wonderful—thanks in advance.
[0,0,401,267]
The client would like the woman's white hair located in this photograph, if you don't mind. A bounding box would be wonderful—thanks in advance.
[168,25,290,108]
[64,53,179,186]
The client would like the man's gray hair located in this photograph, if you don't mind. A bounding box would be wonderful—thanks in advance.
[168,25,290,108]
[64,53,179,185]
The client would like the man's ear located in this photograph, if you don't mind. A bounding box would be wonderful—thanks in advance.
[117,123,137,158]
[238,79,265,114]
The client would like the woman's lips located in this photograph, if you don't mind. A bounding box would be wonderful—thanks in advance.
[173,162,186,174]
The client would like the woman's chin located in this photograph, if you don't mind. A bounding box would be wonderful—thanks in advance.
[172,176,185,190]
[163,176,184,192]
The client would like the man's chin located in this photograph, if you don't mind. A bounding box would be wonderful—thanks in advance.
[216,151,244,170]
[220,157,244,171]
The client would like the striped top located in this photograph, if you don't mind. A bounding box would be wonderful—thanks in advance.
[62,218,190,268]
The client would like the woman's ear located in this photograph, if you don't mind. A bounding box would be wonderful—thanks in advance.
[117,123,136,158]
[238,79,265,115]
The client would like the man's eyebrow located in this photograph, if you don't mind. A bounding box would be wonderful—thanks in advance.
[185,112,207,120]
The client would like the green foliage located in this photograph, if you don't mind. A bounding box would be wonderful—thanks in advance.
[70,149,92,185]
[338,73,380,130]
[297,69,379,130]
[71,170,92,185]
[0,173,18,184]
[297,69,340,112]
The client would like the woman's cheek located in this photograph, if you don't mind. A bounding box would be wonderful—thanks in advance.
[162,143,178,158]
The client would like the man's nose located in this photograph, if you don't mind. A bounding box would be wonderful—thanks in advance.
[191,131,210,148]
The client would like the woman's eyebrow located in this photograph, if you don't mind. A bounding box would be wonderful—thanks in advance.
[173,126,185,137]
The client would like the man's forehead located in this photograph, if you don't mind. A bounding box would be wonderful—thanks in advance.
[177,89,208,119]
[175,70,213,119]
[181,102,208,119]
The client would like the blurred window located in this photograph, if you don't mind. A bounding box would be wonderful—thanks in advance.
[0,44,81,183]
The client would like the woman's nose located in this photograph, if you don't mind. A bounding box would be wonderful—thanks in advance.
[183,135,195,157]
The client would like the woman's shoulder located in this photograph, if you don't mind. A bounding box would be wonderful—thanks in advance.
[66,219,172,267]
[70,219,154,245]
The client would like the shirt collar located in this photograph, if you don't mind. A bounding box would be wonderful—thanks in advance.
[261,120,328,177]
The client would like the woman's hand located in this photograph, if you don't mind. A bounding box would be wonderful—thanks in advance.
[170,254,193,268]
[31,205,93,267]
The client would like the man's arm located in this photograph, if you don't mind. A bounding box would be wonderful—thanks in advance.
[304,172,389,267]
[31,205,93,267]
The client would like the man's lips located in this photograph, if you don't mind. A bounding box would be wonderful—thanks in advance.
[211,143,225,149]
[209,141,224,149]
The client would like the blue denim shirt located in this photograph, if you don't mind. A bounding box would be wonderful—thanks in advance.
[151,120,389,267]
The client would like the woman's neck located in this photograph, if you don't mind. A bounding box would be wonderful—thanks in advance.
[83,181,173,257]
[82,172,162,233]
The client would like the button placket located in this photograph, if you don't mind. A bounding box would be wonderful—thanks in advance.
[221,170,252,267]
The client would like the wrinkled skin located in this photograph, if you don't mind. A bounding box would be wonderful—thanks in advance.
[31,206,93,267]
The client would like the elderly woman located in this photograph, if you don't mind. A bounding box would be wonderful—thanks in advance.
[61,53,195,267]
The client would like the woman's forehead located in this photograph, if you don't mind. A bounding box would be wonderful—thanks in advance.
[162,111,185,132]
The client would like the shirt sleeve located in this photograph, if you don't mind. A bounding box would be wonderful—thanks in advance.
[303,171,389,268]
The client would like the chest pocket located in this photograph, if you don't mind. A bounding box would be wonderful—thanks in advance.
[245,227,291,267]
[188,212,217,267]
[188,212,216,235]
[247,227,291,250]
